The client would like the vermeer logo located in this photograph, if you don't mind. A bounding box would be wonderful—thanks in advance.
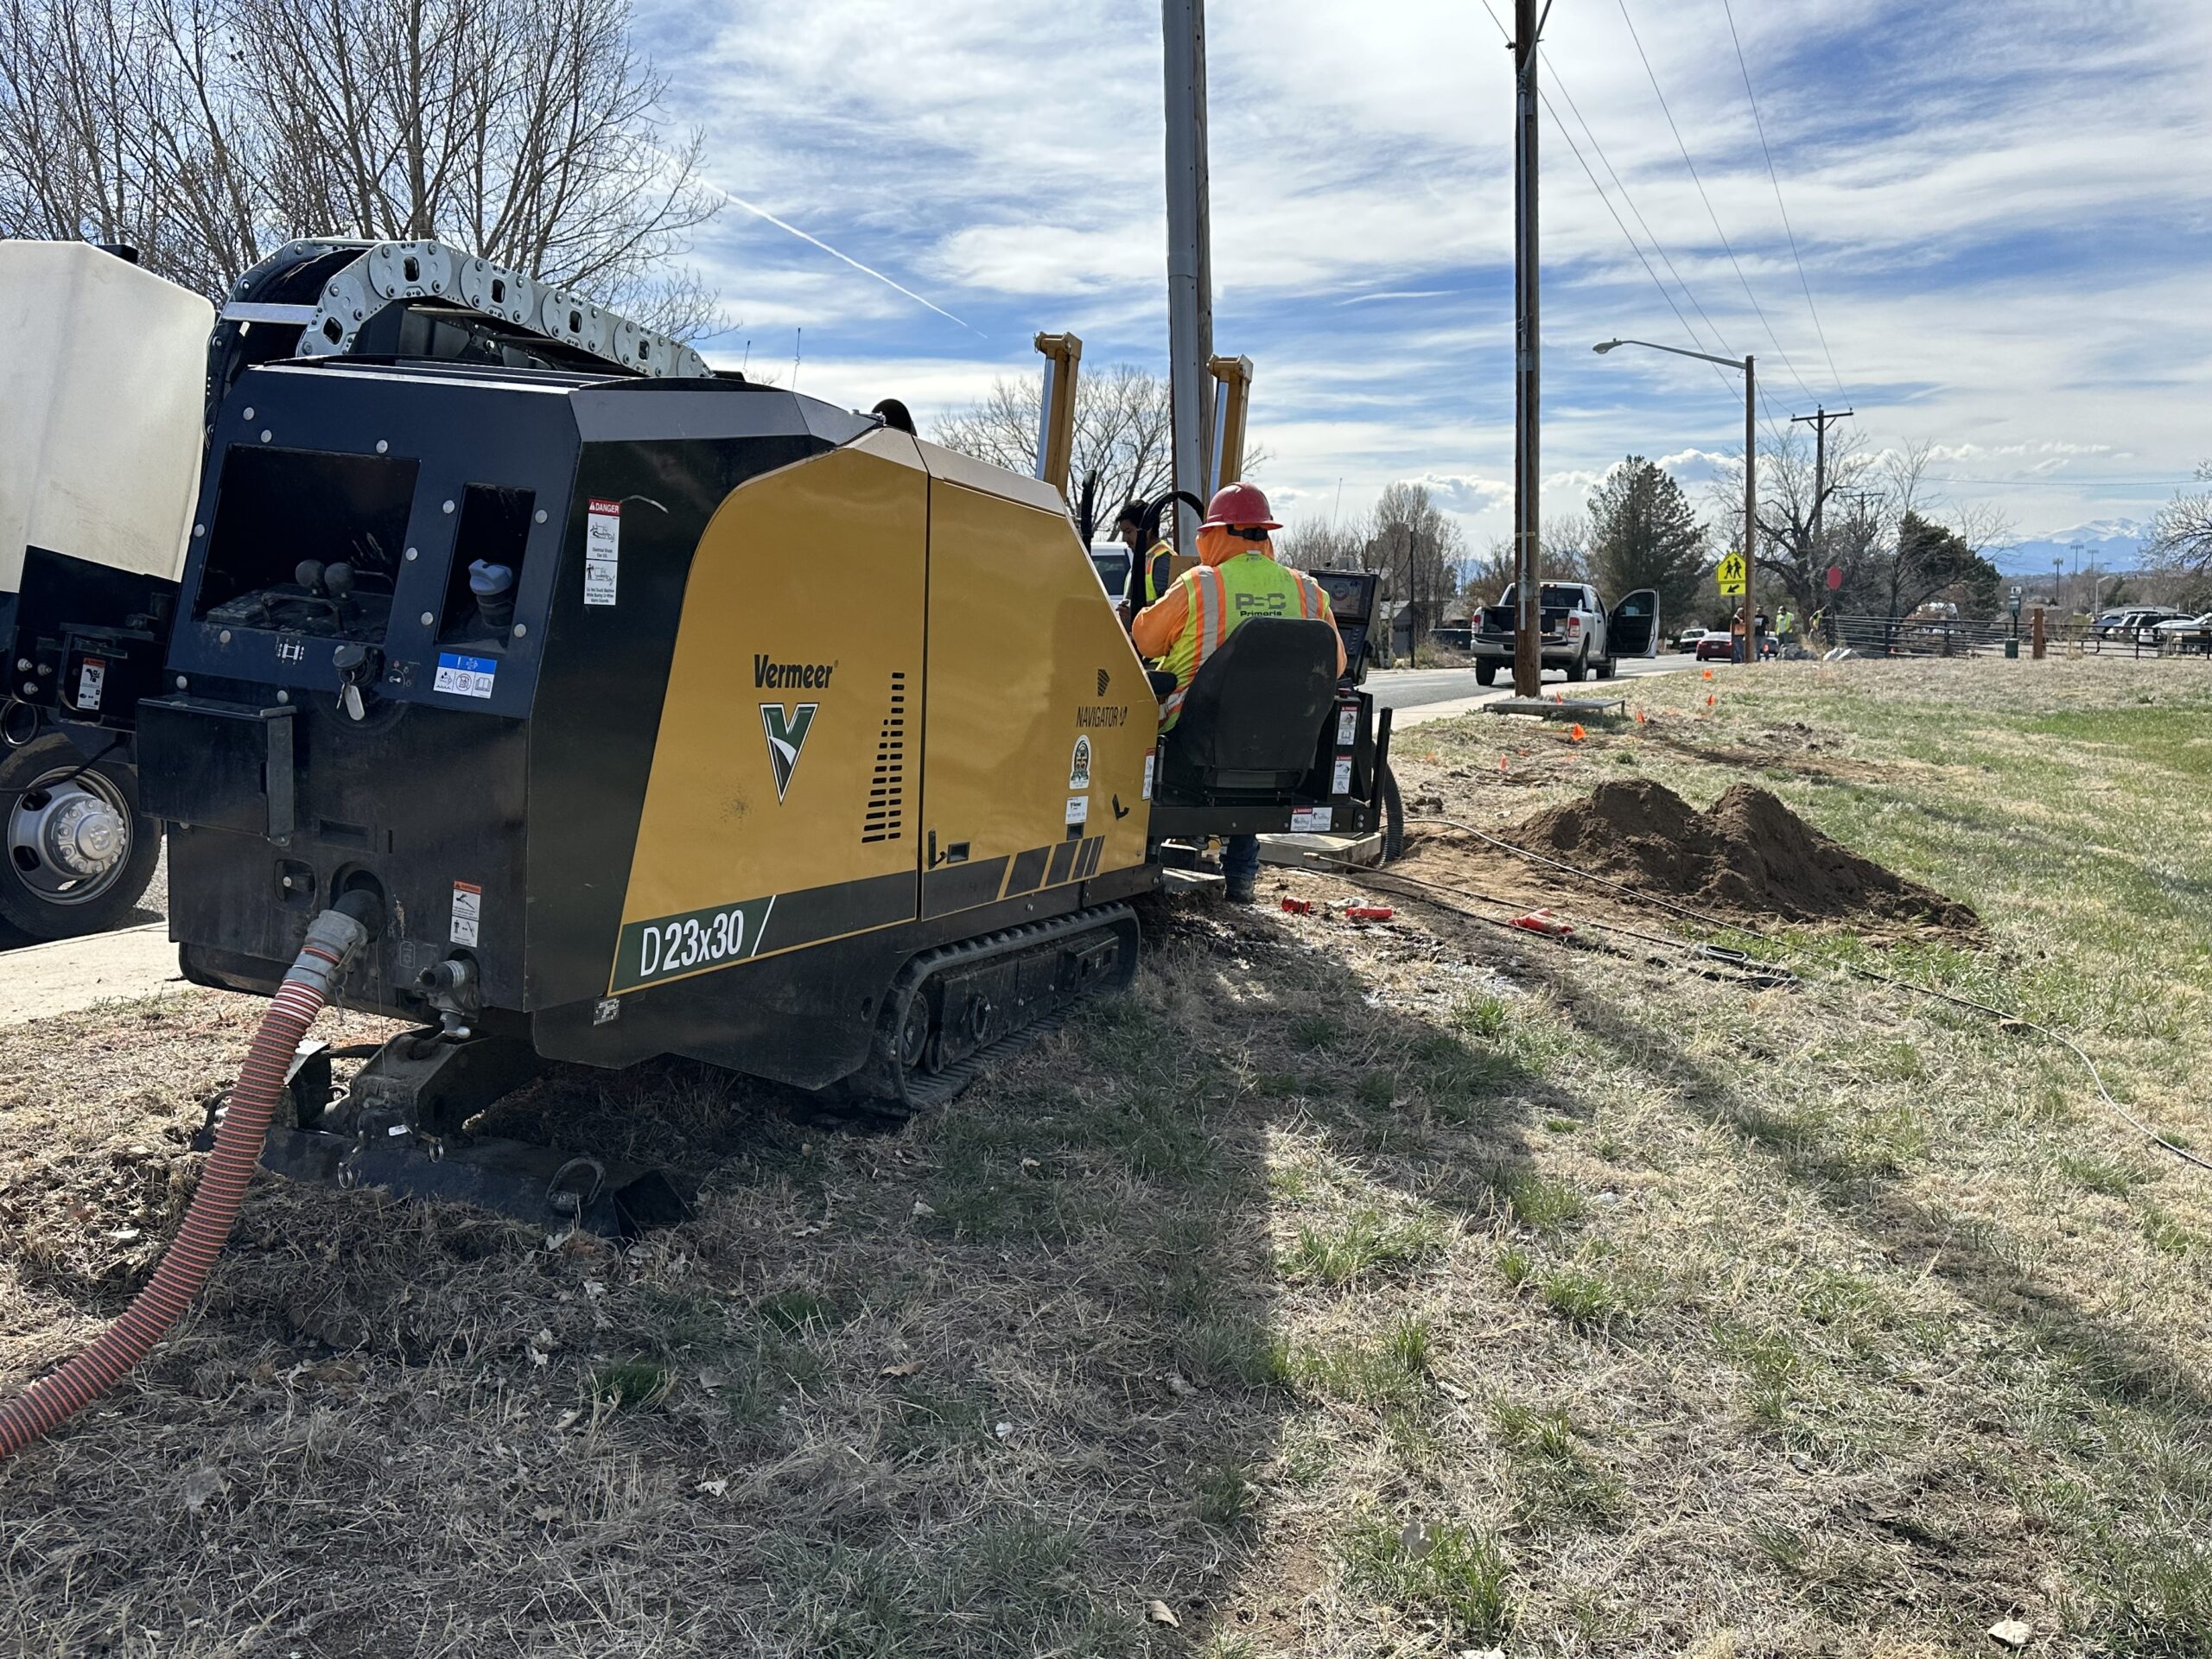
[754,654,835,689]
[760,702,817,800]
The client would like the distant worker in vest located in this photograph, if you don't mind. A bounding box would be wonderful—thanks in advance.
[1132,482,1346,904]
[1116,499,1176,623]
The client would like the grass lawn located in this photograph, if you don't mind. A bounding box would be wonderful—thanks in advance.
[3,654,2210,1656]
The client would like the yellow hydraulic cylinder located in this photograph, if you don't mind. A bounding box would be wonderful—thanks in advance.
[1033,332,1084,498]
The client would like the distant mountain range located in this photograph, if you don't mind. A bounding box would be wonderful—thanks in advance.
[1993,518,2152,576]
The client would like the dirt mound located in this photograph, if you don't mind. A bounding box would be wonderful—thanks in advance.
[1506,779,1978,931]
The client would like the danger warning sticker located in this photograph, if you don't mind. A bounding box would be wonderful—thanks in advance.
[449,880,482,946]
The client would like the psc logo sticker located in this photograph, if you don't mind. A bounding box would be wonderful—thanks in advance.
[760,702,817,800]
[1069,735,1092,790]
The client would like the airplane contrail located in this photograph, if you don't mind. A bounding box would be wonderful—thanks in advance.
[698,175,979,335]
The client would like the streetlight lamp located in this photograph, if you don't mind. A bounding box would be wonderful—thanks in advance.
[1595,339,1756,664]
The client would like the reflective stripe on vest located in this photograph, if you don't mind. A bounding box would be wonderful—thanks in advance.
[1158,554,1321,727]
[1160,566,1228,724]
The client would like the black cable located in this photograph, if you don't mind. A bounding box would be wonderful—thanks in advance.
[1474,0,1745,402]
[1614,0,1820,406]
[1,734,126,803]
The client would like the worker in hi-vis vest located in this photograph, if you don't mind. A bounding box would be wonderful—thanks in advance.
[1132,481,1346,903]
[1116,499,1175,620]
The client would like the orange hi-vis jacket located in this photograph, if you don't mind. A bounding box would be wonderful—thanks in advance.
[1132,530,1346,728]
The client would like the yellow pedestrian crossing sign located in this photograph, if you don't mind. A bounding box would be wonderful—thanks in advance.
[1716,552,1747,596]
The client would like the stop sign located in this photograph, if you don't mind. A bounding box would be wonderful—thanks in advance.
[1825,565,1843,591]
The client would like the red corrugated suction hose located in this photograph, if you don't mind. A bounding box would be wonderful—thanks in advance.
[0,902,373,1461]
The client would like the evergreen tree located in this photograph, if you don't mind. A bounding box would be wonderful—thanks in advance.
[1587,457,1708,624]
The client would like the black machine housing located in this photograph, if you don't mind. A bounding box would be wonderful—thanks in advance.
[1146,566,1394,842]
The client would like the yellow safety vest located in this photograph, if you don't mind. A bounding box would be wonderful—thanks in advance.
[1135,541,1174,607]
[1159,551,1330,728]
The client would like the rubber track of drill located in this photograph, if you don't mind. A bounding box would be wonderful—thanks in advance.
[879,905,1136,1116]
[0,946,339,1459]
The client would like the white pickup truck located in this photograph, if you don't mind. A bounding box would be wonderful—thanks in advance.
[1471,582,1660,685]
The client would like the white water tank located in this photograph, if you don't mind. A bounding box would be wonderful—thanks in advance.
[0,242,213,597]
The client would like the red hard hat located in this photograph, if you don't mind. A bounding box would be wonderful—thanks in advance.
[1201,481,1281,531]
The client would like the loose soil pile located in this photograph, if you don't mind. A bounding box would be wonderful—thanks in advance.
[1503,778,1980,931]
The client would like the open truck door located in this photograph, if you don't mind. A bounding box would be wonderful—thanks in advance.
[1610,588,1661,658]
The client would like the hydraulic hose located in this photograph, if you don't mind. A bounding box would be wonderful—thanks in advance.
[0,900,375,1461]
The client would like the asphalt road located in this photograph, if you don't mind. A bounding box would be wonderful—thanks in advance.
[1368,653,1691,713]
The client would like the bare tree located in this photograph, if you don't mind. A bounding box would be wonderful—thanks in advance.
[1705,423,1877,616]
[1277,512,1370,572]
[935,365,1179,538]
[1541,513,1592,584]
[1466,536,1518,601]
[0,0,721,333]
[932,363,1286,544]
[2150,461,2212,585]
[1365,481,1469,645]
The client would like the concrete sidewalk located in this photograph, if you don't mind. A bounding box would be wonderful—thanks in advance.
[0,922,185,1028]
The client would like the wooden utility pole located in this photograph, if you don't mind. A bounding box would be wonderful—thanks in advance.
[1790,404,1853,550]
[1511,0,1543,696]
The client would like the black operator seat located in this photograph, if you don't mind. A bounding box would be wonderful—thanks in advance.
[1156,616,1340,799]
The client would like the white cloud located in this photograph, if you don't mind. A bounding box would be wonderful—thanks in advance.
[648,0,2212,543]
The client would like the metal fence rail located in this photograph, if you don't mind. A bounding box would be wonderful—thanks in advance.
[1816,614,2212,659]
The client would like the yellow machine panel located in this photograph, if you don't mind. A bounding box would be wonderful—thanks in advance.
[615,432,928,991]
[917,442,1157,915]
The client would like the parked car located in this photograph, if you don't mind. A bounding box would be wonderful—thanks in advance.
[1471,581,1659,684]
[1088,545,1131,601]
[2093,607,2182,639]
[2153,611,2212,649]
[1693,629,1737,662]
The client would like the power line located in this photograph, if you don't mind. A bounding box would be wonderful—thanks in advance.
[1475,0,1742,399]
[1547,76,1734,355]
[1719,0,1845,397]
[1613,0,1819,404]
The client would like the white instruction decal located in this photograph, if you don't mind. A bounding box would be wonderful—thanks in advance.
[1336,707,1357,746]
[1289,806,1333,834]
[1332,757,1354,795]
[434,652,497,698]
[449,880,482,946]
[75,658,106,713]
[585,497,621,606]
[1142,749,1155,802]
[1068,735,1091,790]
[1065,794,1090,827]
[593,996,621,1026]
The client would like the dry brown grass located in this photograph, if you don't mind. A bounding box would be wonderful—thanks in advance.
[3,654,2211,1656]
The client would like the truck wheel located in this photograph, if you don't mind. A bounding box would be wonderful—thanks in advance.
[1474,661,1497,687]
[1377,761,1406,862]
[1596,652,1618,680]
[1564,648,1587,683]
[0,734,162,942]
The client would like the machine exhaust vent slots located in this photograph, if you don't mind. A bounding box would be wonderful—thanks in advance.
[862,671,907,843]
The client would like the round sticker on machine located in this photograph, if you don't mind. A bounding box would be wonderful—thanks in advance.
[1069,735,1092,790]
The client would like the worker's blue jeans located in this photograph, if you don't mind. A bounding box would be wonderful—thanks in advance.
[1223,833,1260,892]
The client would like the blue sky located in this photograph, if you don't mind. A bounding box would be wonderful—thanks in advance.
[633,0,2212,550]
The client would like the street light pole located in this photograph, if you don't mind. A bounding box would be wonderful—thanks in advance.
[1743,354,1756,662]
[1593,337,1757,663]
